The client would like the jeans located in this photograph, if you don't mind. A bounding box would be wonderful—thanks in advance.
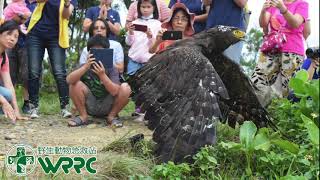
[26,33,69,109]
[0,86,12,102]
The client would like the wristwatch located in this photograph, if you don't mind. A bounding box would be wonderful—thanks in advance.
[105,17,109,21]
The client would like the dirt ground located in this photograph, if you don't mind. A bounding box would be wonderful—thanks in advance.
[0,115,152,168]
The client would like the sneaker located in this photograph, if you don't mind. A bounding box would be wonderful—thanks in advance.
[22,101,31,114]
[61,108,72,118]
[131,107,142,117]
[133,113,145,122]
[29,107,39,119]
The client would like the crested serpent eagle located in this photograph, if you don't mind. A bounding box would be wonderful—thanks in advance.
[130,25,275,163]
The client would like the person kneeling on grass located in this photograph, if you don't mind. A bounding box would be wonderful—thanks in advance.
[66,35,131,127]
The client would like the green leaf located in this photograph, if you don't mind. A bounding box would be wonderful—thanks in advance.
[272,139,299,154]
[288,78,306,97]
[295,70,309,82]
[279,175,307,180]
[301,114,319,145]
[220,142,242,149]
[240,121,257,150]
[253,132,271,151]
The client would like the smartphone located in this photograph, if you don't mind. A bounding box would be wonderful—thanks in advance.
[90,48,114,69]
[162,31,183,40]
[133,24,148,32]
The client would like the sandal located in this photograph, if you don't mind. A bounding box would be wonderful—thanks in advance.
[68,116,89,127]
[109,118,123,128]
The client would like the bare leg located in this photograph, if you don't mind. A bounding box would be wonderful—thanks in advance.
[68,81,89,126]
[107,83,131,124]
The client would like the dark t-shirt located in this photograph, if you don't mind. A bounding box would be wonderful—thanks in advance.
[85,6,121,41]
[206,0,244,30]
[169,0,206,33]
[80,65,119,99]
[31,0,77,40]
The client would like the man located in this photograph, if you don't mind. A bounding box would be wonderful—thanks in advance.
[204,0,248,64]
[67,35,131,127]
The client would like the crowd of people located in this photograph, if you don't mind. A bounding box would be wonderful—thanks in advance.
[0,0,317,127]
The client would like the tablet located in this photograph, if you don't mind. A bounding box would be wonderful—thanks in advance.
[90,48,114,69]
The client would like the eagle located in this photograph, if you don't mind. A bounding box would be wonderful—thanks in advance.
[129,26,274,163]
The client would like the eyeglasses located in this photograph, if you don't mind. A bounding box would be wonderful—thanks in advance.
[172,16,188,22]
[94,26,106,30]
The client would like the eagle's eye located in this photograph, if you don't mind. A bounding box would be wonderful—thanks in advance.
[232,30,245,39]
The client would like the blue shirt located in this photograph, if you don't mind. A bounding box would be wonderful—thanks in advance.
[169,0,206,33]
[30,0,77,40]
[301,58,319,80]
[206,0,244,30]
[85,6,121,41]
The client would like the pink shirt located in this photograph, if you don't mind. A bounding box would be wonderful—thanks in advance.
[4,1,31,20]
[126,0,171,22]
[126,19,162,63]
[0,54,10,73]
[267,0,308,55]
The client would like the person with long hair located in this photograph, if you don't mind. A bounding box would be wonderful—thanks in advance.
[0,20,28,123]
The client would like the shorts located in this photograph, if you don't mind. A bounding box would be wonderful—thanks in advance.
[85,89,114,117]
[6,46,28,86]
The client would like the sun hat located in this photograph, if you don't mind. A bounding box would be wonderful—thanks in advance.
[161,2,195,36]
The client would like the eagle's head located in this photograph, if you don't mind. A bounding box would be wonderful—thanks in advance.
[194,25,245,55]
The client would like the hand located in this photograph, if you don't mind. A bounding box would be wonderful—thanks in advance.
[83,52,96,70]
[15,112,29,121]
[127,22,135,35]
[311,58,319,69]
[155,28,167,43]
[99,4,108,19]
[146,28,152,39]
[91,61,107,78]
[262,1,271,12]
[2,102,16,123]
[270,0,286,12]
[203,0,212,6]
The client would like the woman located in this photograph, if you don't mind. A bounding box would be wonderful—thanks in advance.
[83,0,121,41]
[26,0,77,119]
[80,18,124,75]
[251,0,309,107]
[149,2,195,53]
[168,0,209,33]
[0,20,28,123]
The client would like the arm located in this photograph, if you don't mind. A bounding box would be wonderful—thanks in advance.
[82,18,92,32]
[259,1,271,29]
[303,20,311,40]
[62,0,75,19]
[113,43,125,73]
[92,62,120,96]
[107,21,121,36]
[233,0,248,8]
[67,53,95,84]
[0,95,16,122]
[1,71,26,120]
[149,29,166,54]
[195,6,210,23]
[125,22,135,46]
[270,0,306,28]
[203,0,212,6]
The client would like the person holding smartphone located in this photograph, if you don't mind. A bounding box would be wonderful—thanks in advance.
[67,35,131,127]
[149,2,195,54]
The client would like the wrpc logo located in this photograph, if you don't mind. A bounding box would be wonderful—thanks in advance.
[5,145,97,176]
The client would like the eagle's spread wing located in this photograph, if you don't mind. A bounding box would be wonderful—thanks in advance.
[209,54,274,129]
[131,47,229,162]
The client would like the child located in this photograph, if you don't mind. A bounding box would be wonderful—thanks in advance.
[125,0,162,118]
[4,0,31,34]
[126,0,161,75]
